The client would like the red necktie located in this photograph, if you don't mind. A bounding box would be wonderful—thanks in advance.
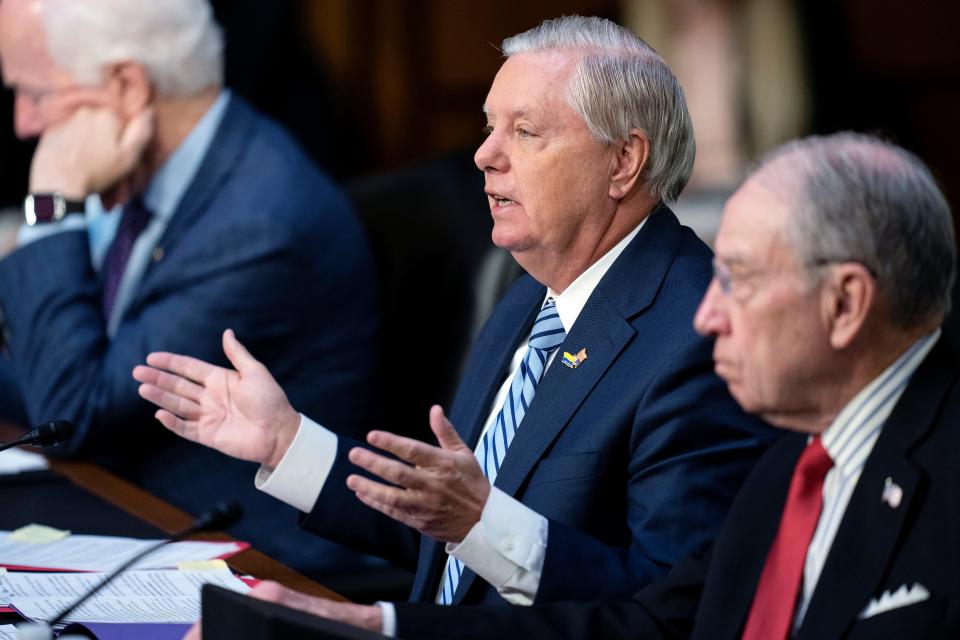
[741,437,833,640]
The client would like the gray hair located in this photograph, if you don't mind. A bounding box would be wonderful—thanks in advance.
[41,0,223,97]
[759,132,956,329]
[502,16,695,204]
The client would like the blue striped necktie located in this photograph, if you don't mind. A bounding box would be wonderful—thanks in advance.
[438,298,566,604]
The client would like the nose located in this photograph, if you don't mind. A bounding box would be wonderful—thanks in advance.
[693,278,730,337]
[13,92,45,139]
[474,127,507,173]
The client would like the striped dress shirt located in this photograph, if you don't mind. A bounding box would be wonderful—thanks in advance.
[793,329,941,630]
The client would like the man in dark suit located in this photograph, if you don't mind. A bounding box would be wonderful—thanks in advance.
[0,0,378,573]
[278,133,957,638]
[135,15,772,636]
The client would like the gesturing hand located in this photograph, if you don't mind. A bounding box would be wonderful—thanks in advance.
[347,405,491,544]
[132,329,301,468]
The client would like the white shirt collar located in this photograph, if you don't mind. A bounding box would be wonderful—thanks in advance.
[820,329,940,476]
[546,217,647,332]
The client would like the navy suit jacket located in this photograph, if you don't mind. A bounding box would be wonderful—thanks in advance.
[393,339,960,639]
[301,206,775,614]
[0,96,379,569]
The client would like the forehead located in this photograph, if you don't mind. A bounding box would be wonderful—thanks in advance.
[484,51,579,121]
[0,0,70,87]
[715,176,796,266]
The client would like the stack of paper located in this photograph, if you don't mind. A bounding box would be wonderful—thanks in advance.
[0,569,250,624]
[0,449,48,474]
[0,531,248,572]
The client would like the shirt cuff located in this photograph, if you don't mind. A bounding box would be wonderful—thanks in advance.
[375,601,397,637]
[445,486,547,605]
[255,414,337,513]
[17,215,87,247]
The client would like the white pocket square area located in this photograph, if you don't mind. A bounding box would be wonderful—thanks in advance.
[859,583,931,619]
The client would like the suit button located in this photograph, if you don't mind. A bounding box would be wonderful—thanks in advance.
[152,247,165,262]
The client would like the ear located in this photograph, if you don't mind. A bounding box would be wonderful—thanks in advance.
[608,128,650,200]
[823,262,876,349]
[103,61,153,119]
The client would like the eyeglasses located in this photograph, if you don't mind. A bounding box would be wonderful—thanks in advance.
[711,257,868,298]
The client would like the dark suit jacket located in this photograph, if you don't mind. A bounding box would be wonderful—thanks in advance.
[0,95,379,571]
[392,338,960,639]
[301,206,775,616]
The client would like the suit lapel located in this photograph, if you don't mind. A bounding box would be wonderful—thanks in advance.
[798,342,955,639]
[493,205,682,497]
[451,206,685,602]
[131,96,257,308]
[411,279,543,602]
[453,279,544,449]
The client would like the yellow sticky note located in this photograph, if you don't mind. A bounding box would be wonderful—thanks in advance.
[8,524,70,543]
[177,559,229,572]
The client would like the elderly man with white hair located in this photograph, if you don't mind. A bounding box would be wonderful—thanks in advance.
[0,0,379,573]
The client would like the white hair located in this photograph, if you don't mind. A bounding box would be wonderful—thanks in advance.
[758,132,956,329]
[502,16,695,203]
[42,0,224,97]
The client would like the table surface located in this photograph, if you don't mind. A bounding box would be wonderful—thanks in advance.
[0,423,345,602]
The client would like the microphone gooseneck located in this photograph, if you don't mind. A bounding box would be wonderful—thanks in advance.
[0,420,75,453]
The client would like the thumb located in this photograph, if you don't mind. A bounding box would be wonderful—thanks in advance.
[116,107,154,171]
[429,405,468,452]
[222,328,263,375]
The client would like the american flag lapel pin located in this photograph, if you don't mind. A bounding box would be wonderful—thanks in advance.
[561,348,588,369]
[882,477,903,509]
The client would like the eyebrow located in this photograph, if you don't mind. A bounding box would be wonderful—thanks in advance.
[481,105,533,121]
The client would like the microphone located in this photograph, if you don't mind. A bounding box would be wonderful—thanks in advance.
[26,502,244,633]
[0,420,74,453]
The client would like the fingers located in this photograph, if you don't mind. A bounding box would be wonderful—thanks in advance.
[348,447,425,490]
[346,472,423,515]
[222,329,265,375]
[428,405,468,452]
[145,351,221,384]
[137,382,202,421]
[182,622,201,640]
[365,430,444,466]
[351,486,423,529]
[152,409,197,441]
[132,365,203,402]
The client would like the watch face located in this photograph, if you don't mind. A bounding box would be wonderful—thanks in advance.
[33,195,56,218]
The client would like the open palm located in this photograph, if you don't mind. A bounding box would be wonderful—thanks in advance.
[132,329,300,467]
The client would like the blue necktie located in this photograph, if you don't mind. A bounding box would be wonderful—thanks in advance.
[438,298,566,604]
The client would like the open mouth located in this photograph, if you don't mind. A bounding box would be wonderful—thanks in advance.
[487,192,517,208]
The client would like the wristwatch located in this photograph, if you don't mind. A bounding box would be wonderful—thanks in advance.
[24,192,86,226]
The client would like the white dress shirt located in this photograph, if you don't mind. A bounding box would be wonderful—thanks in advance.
[792,329,940,632]
[257,219,647,634]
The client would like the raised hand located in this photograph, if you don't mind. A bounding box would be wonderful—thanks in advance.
[133,329,301,468]
[30,104,154,200]
[346,405,490,543]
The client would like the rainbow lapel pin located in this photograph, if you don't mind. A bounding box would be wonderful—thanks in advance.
[561,348,588,369]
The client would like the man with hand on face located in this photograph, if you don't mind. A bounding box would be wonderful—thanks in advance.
[0,0,379,573]
[136,15,773,637]
[263,133,959,639]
